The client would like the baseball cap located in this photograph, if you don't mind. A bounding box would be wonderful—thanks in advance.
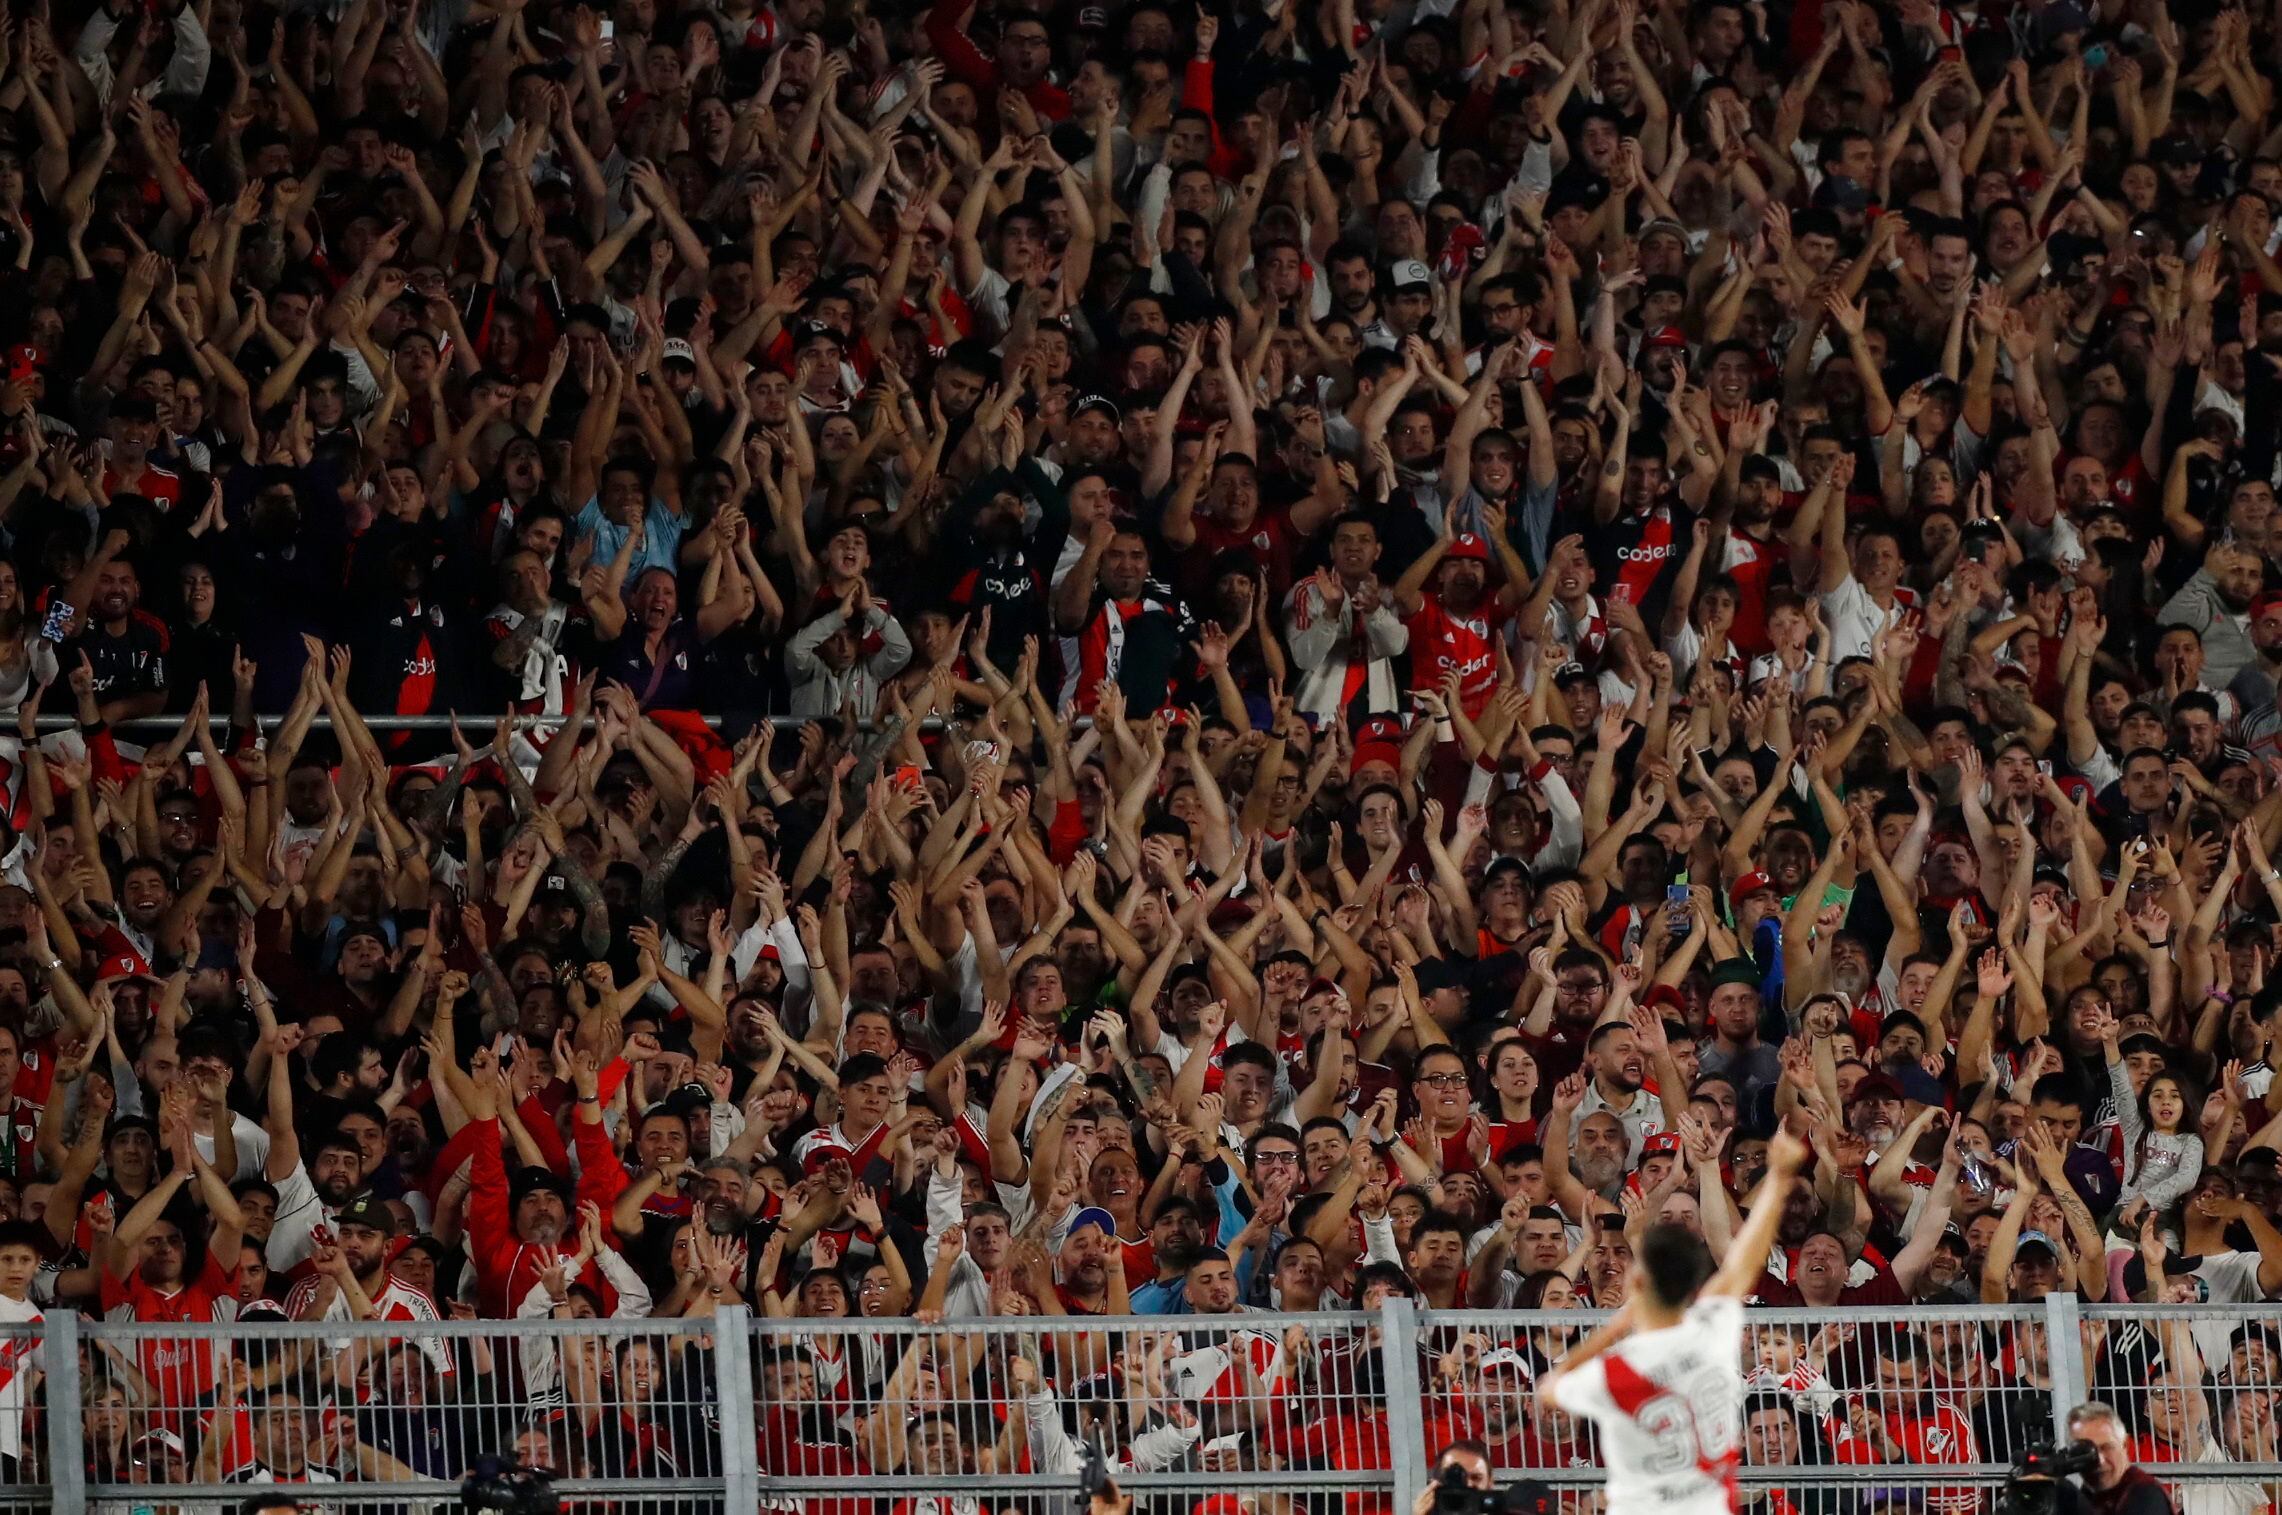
[1708,958,1763,991]
[662,338,696,367]
[2015,1229,2061,1261]
[1353,715,1405,777]
[1447,532,1490,562]
[1642,324,1690,350]
[510,1164,573,1205]
[801,1142,853,1175]
[1072,393,1121,423]
[1390,259,1434,290]
[1479,1347,1532,1374]
[338,922,391,954]
[1068,1206,1117,1238]
[137,1428,187,1458]
[1483,855,1532,888]
[1642,1132,1683,1157]
[336,1195,396,1235]
[1853,1072,1905,1104]
[1729,870,1776,907]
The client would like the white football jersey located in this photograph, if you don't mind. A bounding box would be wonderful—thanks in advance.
[1546,1294,1746,1515]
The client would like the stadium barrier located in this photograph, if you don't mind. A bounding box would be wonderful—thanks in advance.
[6,1298,2278,1513]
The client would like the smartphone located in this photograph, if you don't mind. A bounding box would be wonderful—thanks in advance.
[2083,44,2109,70]
[598,17,614,37]
[1958,900,1977,926]
[1665,883,1691,939]
[894,765,921,787]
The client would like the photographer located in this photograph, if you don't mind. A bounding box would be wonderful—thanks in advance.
[2052,1405,2175,1515]
[1415,1439,1496,1513]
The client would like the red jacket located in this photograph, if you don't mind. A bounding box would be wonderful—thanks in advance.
[923,0,1071,119]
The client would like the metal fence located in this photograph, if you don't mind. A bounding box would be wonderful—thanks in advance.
[4,1299,2280,1513]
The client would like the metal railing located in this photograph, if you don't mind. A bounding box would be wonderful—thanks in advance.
[6,1298,2281,1512]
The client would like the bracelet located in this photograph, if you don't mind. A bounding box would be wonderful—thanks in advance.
[2146,938,2171,948]
[577,1095,600,1105]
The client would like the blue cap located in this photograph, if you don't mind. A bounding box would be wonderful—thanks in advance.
[1068,1206,1117,1238]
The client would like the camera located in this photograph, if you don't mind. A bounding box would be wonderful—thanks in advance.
[1435,1464,1499,1515]
[1995,1440,2102,1515]
[1432,1469,1555,1515]
[2017,1443,2101,1480]
[461,1458,560,1515]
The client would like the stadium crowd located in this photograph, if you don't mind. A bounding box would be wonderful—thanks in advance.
[0,0,2277,1504]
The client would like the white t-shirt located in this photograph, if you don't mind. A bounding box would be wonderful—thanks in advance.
[0,1295,40,1459]
[1548,1293,1746,1515]
[2160,1434,2270,1515]
[1820,576,1916,663]
[2191,1251,2274,1369]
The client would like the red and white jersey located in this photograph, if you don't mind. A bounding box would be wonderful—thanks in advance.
[0,1295,40,1459]
[285,1270,455,1383]
[1546,1294,1745,1515]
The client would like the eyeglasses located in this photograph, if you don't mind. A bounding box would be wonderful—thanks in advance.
[1253,1150,1300,1165]
[1416,1072,1470,1089]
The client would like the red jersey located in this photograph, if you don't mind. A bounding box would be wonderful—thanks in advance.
[1186,505,1304,601]
[1404,594,1512,715]
[1833,1399,1979,1515]
[1722,529,1783,655]
[100,1252,240,1426]
[100,460,182,508]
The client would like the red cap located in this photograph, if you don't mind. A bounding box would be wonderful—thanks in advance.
[1448,533,1490,562]
[2252,592,2282,620]
[1854,1072,1905,1103]
[801,1143,852,1176]
[1352,716,1405,776]
[1643,325,1690,350]
[1729,870,1776,907]
[1643,1131,1683,1156]
[1353,742,1403,777]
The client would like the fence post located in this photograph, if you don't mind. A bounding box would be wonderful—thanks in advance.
[44,1313,82,1511]
[1380,1298,1431,1515]
[715,1304,762,1515]
[2043,1292,2085,1447]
